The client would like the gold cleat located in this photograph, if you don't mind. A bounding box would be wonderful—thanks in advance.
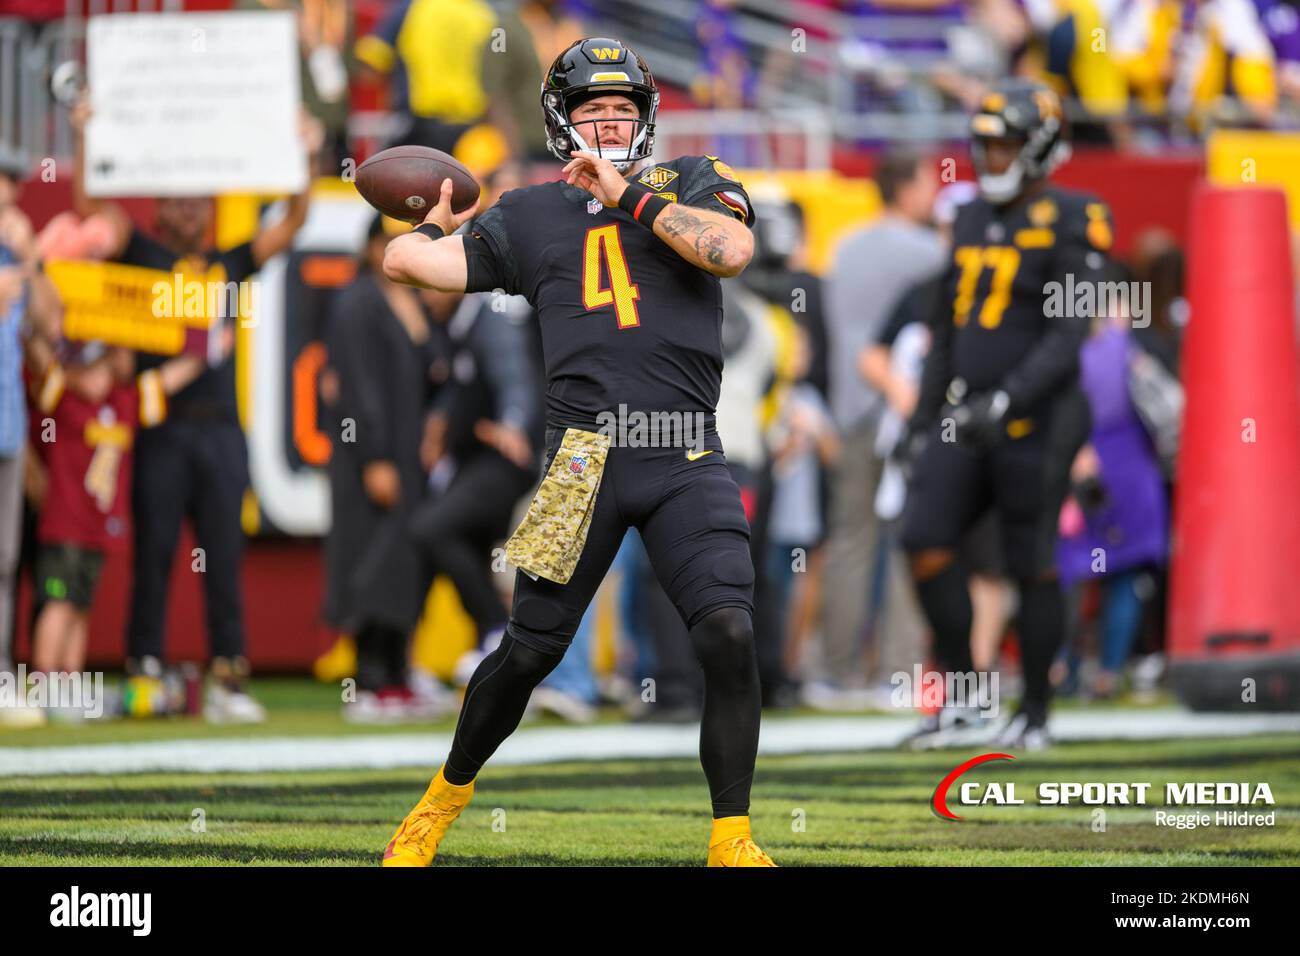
[706,816,777,867]
[382,767,475,867]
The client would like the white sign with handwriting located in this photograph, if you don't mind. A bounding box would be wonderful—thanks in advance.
[85,11,306,196]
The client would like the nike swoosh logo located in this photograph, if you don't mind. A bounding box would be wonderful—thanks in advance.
[685,450,713,461]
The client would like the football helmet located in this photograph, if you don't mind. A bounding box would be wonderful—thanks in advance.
[969,80,1071,204]
[542,37,659,171]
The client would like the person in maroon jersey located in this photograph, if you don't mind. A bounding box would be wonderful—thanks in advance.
[25,333,224,689]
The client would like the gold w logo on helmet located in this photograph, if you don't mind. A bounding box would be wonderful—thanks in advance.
[591,47,622,60]
[1033,89,1062,121]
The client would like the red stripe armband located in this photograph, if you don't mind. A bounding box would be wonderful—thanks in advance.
[617,182,672,229]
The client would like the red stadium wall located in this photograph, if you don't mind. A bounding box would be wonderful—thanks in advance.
[13,537,329,673]
[14,149,1209,672]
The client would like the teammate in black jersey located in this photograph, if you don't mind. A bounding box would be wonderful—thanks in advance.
[378,38,775,867]
[901,80,1111,750]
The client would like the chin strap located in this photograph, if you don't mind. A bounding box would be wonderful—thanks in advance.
[564,122,649,172]
[977,162,1026,204]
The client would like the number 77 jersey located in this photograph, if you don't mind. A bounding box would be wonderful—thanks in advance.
[461,154,755,431]
[944,185,1114,398]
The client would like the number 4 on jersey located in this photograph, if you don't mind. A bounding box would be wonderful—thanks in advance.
[583,224,641,329]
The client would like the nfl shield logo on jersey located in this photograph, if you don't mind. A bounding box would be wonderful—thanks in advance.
[569,455,587,474]
[587,197,602,215]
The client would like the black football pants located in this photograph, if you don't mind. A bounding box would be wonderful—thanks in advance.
[127,420,249,663]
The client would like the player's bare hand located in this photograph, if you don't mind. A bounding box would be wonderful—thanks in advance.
[363,460,401,509]
[421,178,478,236]
[474,419,532,470]
[563,151,627,207]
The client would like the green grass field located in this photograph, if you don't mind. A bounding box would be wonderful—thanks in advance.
[3,716,1298,866]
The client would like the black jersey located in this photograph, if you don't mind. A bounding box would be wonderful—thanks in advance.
[462,154,754,430]
[920,185,1114,419]
[117,228,257,425]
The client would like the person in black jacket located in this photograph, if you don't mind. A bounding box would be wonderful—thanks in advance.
[405,284,542,683]
[324,214,445,720]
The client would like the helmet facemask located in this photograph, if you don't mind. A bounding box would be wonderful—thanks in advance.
[543,87,658,172]
[970,114,1070,204]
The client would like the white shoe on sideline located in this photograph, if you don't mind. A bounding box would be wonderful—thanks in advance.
[408,669,460,718]
[530,686,596,724]
[204,683,267,724]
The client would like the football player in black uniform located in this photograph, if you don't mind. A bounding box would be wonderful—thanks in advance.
[378,38,774,867]
[901,80,1110,750]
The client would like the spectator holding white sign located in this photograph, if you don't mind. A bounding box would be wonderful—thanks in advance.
[70,95,310,722]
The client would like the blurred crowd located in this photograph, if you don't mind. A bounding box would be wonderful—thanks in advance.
[335,0,1300,157]
[7,0,1288,163]
[699,0,1300,139]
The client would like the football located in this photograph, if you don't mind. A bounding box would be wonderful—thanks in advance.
[355,145,481,223]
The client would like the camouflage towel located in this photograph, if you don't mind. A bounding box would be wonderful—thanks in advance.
[505,428,611,585]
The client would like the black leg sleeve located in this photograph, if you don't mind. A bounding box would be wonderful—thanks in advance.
[689,606,761,818]
[914,562,975,675]
[1016,578,1066,726]
[443,635,564,785]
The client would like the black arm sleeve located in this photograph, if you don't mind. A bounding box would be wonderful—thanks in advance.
[462,205,521,295]
[1000,199,1112,413]
[913,266,957,427]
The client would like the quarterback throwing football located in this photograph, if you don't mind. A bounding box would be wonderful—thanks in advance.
[379,38,774,867]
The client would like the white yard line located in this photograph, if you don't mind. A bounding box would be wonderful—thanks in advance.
[2,710,1299,777]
